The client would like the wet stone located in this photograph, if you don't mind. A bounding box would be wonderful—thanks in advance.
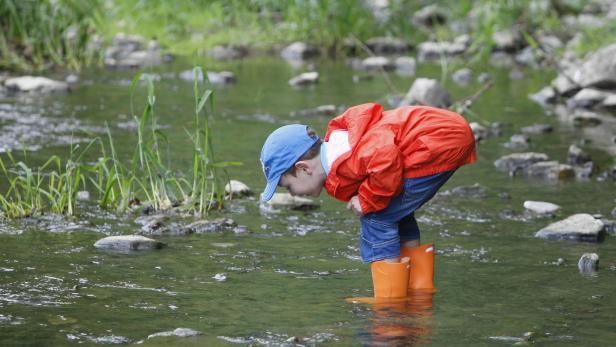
[208,45,248,60]
[417,41,467,62]
[260,193,319,212]
[492,29,523,52]
[148,328,202,339]
[225,180,252,197]
[572,111,602,127]
[76,191,90,201]
[494,152,549,172]
[521,124,553,135]
[4,76,69,94]
[578,253,599,273]
[399,78,451,108]
[394,56,416,76]
[569,88,610,109]
[535,213,605,242]
[288,72,319,87]
[529,86,557,107]
[504,134,530,150]
[365,37,410,54]
[441,183,487,198]
[412,4,448,27]
[525,161,574,180]
[523,201,561,215]
[360,56,395,71]
[280,42,319,60]
[452,68,472,86]
[182,218,237,233]
[477,72,491,83]
[567,144,592,166]
[94,235,164,251]
[290,104,338,117]
[104,34,165,68]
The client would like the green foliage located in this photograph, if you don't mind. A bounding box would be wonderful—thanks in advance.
[0,0,102,71]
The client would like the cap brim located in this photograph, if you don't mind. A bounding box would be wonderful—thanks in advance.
[260,177,280,202]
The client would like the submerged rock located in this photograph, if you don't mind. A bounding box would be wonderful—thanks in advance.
[523,201,561,215]
[182,218,237,233]
[452,68,472,86]
[260,193,319,212]
[535,214,605,241]
[366,37,410,54]
[578,253,599,273]
[525,161,575,180]
[494,152,549,172]
[442,183,487,198]
[504,134,530,150]
[281,42,319,60]
[567,144,592,166]
[148,328,201,339]
[520,124,553,135]
[94,235,164,251]
[399,78,451,108]
[4,76,69,94]
[225,180,252,197]
[288,72,319,87]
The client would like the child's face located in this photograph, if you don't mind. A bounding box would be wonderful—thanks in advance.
[278,164,324,198]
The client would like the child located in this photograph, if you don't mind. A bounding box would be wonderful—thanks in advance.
[260,103,476,300]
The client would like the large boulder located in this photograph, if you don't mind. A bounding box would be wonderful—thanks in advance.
[4,76,69,94]
[535,214,605,241]
[571,43,616,89]
[94,235,164,251]
[494,152,549,172]
[399,78,451,108]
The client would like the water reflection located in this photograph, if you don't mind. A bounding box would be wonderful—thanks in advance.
[361,291,434,347]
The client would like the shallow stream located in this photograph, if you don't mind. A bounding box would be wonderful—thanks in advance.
[1,57,615,346]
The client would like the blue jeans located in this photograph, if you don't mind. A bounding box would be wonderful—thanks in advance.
[359,170,455,263]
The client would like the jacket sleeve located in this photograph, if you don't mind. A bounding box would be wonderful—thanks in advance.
[355,129,404,214]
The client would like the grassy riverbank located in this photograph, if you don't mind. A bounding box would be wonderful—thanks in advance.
[2,0,616,72]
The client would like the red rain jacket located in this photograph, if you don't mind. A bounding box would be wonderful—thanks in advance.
[324,103,476,214]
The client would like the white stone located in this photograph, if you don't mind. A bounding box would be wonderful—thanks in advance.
[535,214,605,241]
[5,76,69,93]
[399,78,451,108]
[361,56,394,71]
[523,201,561,214]
[94,235,163,251]
[260,193,319,212]
[148,328,201,339]
[288,72,319,86]
[225,180,251,196]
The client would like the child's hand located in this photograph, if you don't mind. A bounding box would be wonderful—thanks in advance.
[347,195,363,217]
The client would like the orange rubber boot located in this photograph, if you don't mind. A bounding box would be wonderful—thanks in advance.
[400,243,435,291]
[370,257,410,299]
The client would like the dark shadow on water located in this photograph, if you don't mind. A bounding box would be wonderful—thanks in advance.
[359,291,434,347]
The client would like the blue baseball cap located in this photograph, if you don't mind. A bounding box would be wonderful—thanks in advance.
[260,124,319,202]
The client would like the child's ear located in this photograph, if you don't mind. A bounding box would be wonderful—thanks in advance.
[295,161,312,174]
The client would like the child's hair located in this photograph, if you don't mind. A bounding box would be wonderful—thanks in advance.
[286,126,322,177]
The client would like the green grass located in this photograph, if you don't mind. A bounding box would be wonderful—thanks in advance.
[0,67,239,219]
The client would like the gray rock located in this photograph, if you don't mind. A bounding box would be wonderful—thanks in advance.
[363,0,390,22]
[572,111,602,127]
[504,134,530,150]
[452,68,472,86]
[525,161,575,180]
[494,152,549,172]
[521,124,553,135]
[288,72,319,87]
[399,78,451,108]
[208,45,248,60]
[94,235,164,251]
[417,41,467,62]
[509,68,525,80]
[104,34,164,68]
[569,88,610,108]
[65,74,79,84]
[572,43,616,89]
[528,87,556,107]
[537,35,563,52]
[523,201,561,214]
[281,42,319,60]
[601,94,616,109]
[76,191,90,201]
[183,218,237,233]
[535,213,605,241]
[551,72,580,97]
[444,183,487,198]
[134,214,168,226]
[411,5,448,27]
[492,29,523,52]
[290,104,338,117]
[477,72,491,83]
[469,122,488,141]
[567,144,592,166]
[260,193,319,212]
[574,161,594,179]
[366,37,409,54]
[394,56,416,76]
[360,56,395,71]
[4,76,69,94]
[178,70,236,86]
[148,328,201,339]
[225,180,252,197]
[612,206,616,217]
[578,253,599,273]
[514,46,536,66]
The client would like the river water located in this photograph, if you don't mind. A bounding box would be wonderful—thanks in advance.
[1,57,615,346]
